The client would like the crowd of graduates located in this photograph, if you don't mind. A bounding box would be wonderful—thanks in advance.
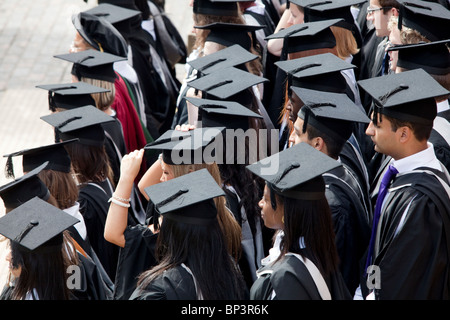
[0,0,449,301]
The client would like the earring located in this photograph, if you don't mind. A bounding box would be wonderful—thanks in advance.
[282,216,285,224]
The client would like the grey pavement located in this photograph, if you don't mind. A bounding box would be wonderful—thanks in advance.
[0,0,193,286]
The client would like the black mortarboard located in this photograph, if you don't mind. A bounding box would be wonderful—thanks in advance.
[3,139,78,179]
[265,19,341,57]
[293,87,370,142]
[397,0,450,41]
[0,163,50,210]
[194,22,265,51]
[0,197,79,252]
[387,40,450,75]
[36,82,109,111]
[193,0,240,16]
[72,11,129,57]
[187,44,259,75]
[83,3,141,24]
[54,49,125,83]
[187,66,268,101]
[144,127,225,165]
[144,168,225,225]
[275,52,355,93]
[301,0,366,32]
[185,97,263,130]
[246,142,341,200]
[358,68,449,125]
[40,105,115,147]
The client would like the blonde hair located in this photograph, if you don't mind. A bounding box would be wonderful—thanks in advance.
[388,15,430,44]
[80,77,116,111]
[330,26,359,59]
[168,162,243,261]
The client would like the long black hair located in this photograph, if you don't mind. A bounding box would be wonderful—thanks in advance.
[137,217,247,300]
[268,183,340,277]
[9,231,79,300]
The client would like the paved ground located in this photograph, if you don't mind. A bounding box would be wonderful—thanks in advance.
[0,0,192,289]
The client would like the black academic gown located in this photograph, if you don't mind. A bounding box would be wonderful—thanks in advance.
[224,187,265,290]
[66,221,114,300]
[129,265,199,300]
[113,224,158,300]
[78,179,120,283]
[430,109,450,172]
[323,166,371,294]
[363,168,450,299]
[250,250,352,300]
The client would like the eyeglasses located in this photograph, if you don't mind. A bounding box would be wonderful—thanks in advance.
[366,6,392,15]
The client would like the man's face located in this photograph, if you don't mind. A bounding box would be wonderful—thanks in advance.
[365,112,400,157]
[286,91,304,123]
[289,117,310,146]
[367,0,392,37]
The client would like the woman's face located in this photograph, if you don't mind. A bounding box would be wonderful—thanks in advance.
[69,32,91,53]
[6,250,21,278]
[258,185,284,230]
[160,160,175,182]
[387,26,402,72]
[287,4,304,26]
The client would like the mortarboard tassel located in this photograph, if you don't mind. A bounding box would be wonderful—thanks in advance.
[5,155,15,179]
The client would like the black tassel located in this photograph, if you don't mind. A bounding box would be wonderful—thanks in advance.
[5,155,15,179]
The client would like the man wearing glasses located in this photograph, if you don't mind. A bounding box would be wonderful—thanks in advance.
[366,0,400,77]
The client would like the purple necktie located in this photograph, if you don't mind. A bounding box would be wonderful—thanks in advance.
[365,164,399,270]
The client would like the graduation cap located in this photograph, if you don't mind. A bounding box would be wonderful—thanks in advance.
[72,11,129,57]
[265,19,341,58]
[193,0,240,16]
[36,82,109,111]
[293,87,370,142]
[187,66,268,103]
[0,197,79,252]
[246,142,341,200]
[397,0,450,41]
[83,3,141,25]
[386,39,450,75]
[54,49,125,83]
[144,168,225,225]
[185,97,263,130]
[3,139,78,180]
[302,0,366,33]
[275,52,355,93]
[0,162,50,210]
[188,44,258,76]
[358,68,449,125]
[40,105,115,147]
[194,22,265,51]
[144,127,225,165]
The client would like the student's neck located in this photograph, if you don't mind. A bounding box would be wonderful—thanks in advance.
[392,141,428,160]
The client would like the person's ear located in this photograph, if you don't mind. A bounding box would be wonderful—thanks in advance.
[398,126,411,143]
[391,7,399,17]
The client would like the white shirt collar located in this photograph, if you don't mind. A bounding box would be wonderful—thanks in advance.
[63,202,87,240]
[437,100,450,113]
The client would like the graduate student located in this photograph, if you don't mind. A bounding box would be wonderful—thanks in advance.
[40,106,120,283]
[3,140,115,300]
[247,143,351,300]
[0,197,80,300]
[130,169,248,300]
[287,87,372,294]
[104,127,242,299]
[358,68,450,299]
[183,97,269,289]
